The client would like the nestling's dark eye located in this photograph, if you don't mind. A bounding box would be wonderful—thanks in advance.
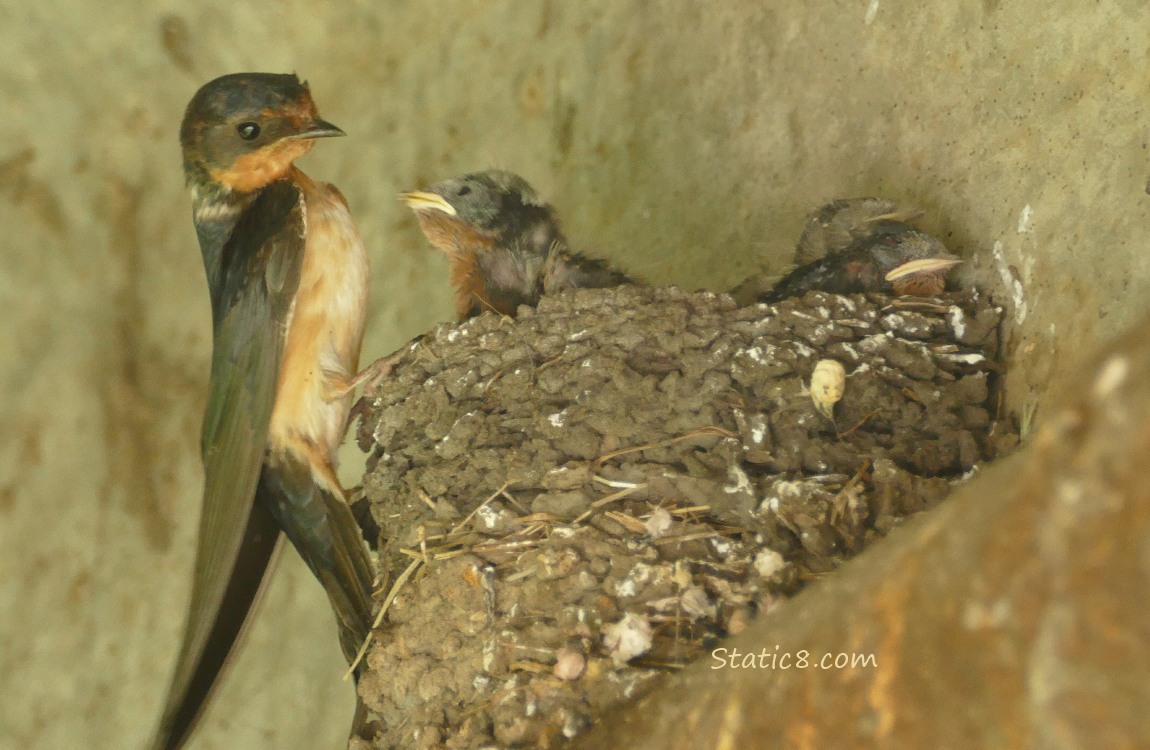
[236,122,261,141]
[457,185,472,196]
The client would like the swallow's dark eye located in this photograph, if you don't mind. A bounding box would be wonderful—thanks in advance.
[236,122,261,141]
[457,185,472,196]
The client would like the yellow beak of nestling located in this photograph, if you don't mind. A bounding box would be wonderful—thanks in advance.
[884,257,963,282]
[399,190,457,216]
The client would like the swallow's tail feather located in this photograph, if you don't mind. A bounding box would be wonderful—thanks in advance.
[151,501,283,750]
[259,451,374,667]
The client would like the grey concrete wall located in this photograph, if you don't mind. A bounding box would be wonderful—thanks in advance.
[0,1,1145,748]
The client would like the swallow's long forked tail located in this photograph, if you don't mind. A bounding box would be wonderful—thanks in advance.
[261,453,377,744]
[152,501,283,750]
[260,451,375,665]
[151,460,375,750]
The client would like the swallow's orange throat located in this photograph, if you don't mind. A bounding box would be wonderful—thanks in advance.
[412,210,506,318]
[210,139,315,193]
[412,210,499,257]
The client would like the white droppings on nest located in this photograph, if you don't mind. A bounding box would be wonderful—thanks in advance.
[496,677,520,702]
[758,479,805,515]
[561,715,582,739]
[477,503,501,530]
[783,479,809,498]
[838,342,860,361]
[754,548,787,578]
[789,310,819,321]
[750,423,767,445]
[548,410,567,428]
[850,362,871,375]
[947,306,967,339]
[710,537,732,558]
[816,306,831,319]
[890,338,933,360]
[858,331,895,352]
[938,352,985,365]
[679,586,717,620]
[884,315,933,337]
[602,613,654,664]
[793,342,816,358]
[482,638,498,671]
[615,562,655,598]
[809,323,837,341]
[581,358,592,368]
[737,344,776,364]
[567,329,590,341]
[839,296,857,312]
[723,464,753,495]
[644,507,673,537]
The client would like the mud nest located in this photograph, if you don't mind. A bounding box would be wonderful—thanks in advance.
[350,284,1015,750]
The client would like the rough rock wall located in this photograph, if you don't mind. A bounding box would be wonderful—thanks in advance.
[1,2,1146,749]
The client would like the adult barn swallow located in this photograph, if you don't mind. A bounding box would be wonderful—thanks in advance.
[761,201,961,302]
[401,169,632,319]
[152,73,374,749]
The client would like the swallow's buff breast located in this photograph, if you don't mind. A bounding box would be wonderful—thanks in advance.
[267,168,369,492]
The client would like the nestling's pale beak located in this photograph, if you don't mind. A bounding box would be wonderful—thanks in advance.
[885,257,963,282]
[399,190,458,216]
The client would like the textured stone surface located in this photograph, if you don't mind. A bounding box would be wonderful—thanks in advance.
[1,2,1148,749]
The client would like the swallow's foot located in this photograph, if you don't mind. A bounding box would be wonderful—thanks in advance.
[340,349,406,435]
